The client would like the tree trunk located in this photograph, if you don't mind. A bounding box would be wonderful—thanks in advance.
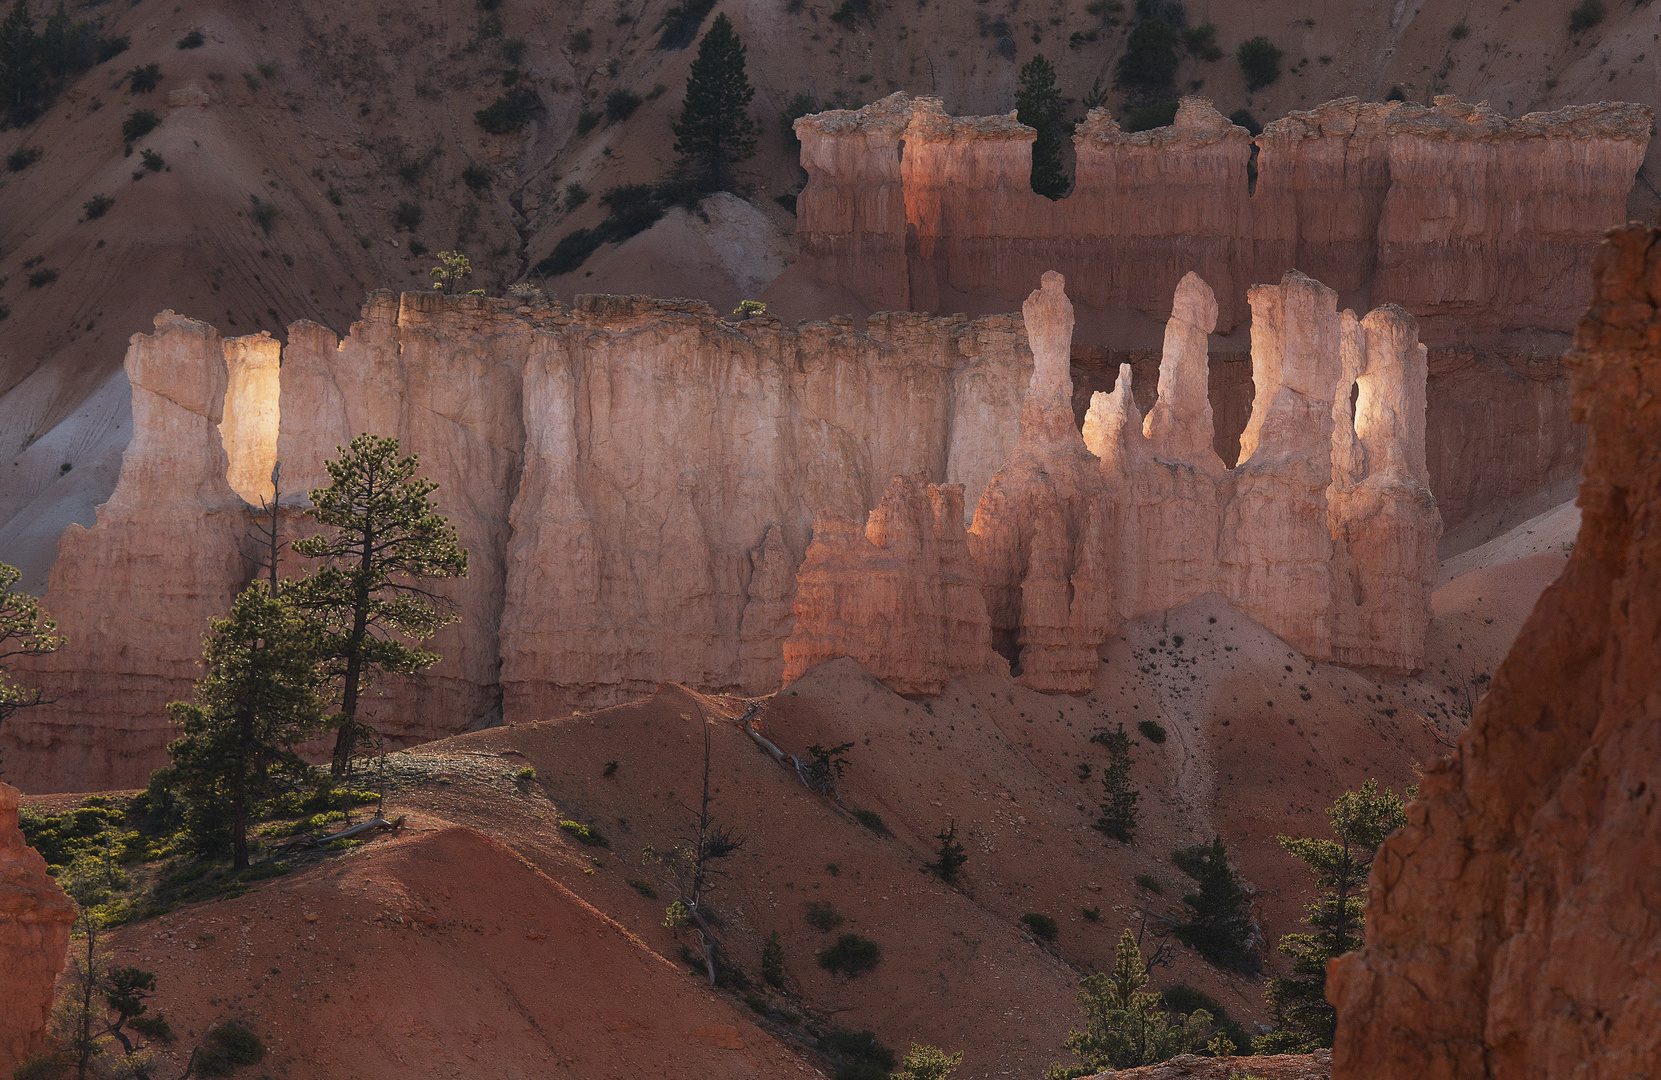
[329,525,376,777]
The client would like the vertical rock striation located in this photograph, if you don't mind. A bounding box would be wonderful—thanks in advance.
[0,784,75,1075]
[1327,222,1661,1080]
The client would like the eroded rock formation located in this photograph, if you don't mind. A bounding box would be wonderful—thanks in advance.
[1327,222,1661,1080]
[0,782,75,1074]
[791,93,1650,341]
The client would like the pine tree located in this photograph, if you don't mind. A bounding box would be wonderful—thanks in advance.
[0,560,64,777]
[1050,929,1212,1076]
[671,13,757,191]
[1171,836,1256,972]
[1091,723,1139,842]
[165,584,326,869]
[1257,780,1410,1052]
[289,435,468,776]
[0,0,39,116]
[1015,53,1069,199]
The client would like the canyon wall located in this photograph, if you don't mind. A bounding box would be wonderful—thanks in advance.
[787,270,1440,694]
[0,783,74,1074]
[1327,223,1661,1079]
[792,93,1650,342]
[2,267,1438,789]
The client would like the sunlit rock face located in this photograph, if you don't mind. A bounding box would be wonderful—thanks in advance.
[1327,222,1661,1080]
[792,92,1650,341]
[7,314,250,793]
[0,782,73,1075]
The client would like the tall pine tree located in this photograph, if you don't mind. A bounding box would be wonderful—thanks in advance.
[0,0,39,116]
[1171,836,1256,973]
[1256,780,1410,1052]
[1015,53,1069,200]
[671,13,757,191]
[1053,929,1213,1075]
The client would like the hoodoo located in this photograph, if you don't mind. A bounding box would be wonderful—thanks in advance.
[0,782,74,1074]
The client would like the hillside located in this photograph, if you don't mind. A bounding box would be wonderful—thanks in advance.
[2,0,1658,453]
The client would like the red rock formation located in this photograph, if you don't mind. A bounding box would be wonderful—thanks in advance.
[6,314,251,793]
[1327,222,1661,1080]
[789,93,1649,343]
[782,473,1005,695]
[0,781,75,1074]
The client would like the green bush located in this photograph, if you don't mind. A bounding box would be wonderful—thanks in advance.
[853,808,885,832]
[762,930,786,987]
[177,29,205,49]
[558,820,610,847]
[1569,0,1604,33]
[394,200,423,230]
[1181,23,1222,61]
[656,0,716,49]
[830,0,875,26]
[6,146,41,171]
[605,88,643,121]
[251,198,280,233]
[818,1027,896,1080]
[193,1022,265,1076]
[1134,873,1163,894]
[569,27,594,52]
[806,900,845,931]
[27,268,58,288]
[122,109,161,142]
[140,148,165,172]
[513,766,536,783]
[1449,22,1470,40]
[1138,720,1167,744]
[1123,98,1178,132]
[462,164,493,192]
[627,877,658,898]
[128,62,162,93]
[575,108,602,135]
[1116,16,1180,98]
[78,193,110,220]
[1081,905,1101,921]
[1161,984,1251,1058]
[502,36,527,63]
[1237,36,1283,92]
[819,933,882,976]
[1021,912,1059,941]
[474,84,538,134]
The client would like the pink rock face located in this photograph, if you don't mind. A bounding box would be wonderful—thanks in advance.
[0,782,75,1074]
[783,474,1006,696]
[1327,222,1661,1080]
[6,314,251,793]
[790,93,1650,342]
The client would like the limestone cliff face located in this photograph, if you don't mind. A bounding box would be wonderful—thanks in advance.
[782,474,1006,695]
[792,93,1650,341]
[7,314,252,792]
[1327,222,1661,1080]
[0,783,74,1074]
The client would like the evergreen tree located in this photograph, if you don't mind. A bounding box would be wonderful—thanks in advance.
[1048,929,1212,1077]
[1256,780,1410,1052]
[38,1,93,82]
[165,584,325,869]
[1091,723,1139,842]
[1015,53,1069,199]
[0,560,64,777]
[670,13,757,191]
[1171,836,1256,972]
[289,435,468,776]
[0,0,40,116]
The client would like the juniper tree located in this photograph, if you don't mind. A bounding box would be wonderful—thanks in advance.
[289,435,468,776]
[1015,53,1069,199]
[1257,779,1410,1052]
[1091,723,1139,842]
[0,560,64,776]
[165,584,325,869]
[1171,836,1255,972]
[671,13,757,191]
[1049,929,1212,1077]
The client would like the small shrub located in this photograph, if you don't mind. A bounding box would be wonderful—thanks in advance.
[1228,108,1262,135]
[830,0,875,26]
[559,820,610,847]
[1138,720,1167,744]
[474,84,538,134]
[194,1022,265,1076]
[394,200,423,230]
[97,34,132,63]
[564,181,590,211]
[744,991,769,1013]
[1449,22,1470,40]
[807,900,845,931]
[602,759,620,776]
[251,198,280,233]
[893,1043,964,1080]
[1182,23,1223,61]
[177,29,206,49]
[1135,873,1164,894]
[780,92,819,152]
[1385,85,1406,101]
[569,27,594,52]
[926,819,967,881]
[1021,912,1058,941]
[762,930,786,987]
[1123,97,1179,132]
[7,146,41,171]
[1081,905,1101,921]
[27,269,58,288]
[605,88,643,121]
[1569,0,1604,34]
[819,1027,897,1080]
[852,808,885,833]
[1116,15,1180,97]
[656,0,717,49]
[462,164,493,192]
[575,108,602,135]
[123,109,161,142]
[818,933,882,976]
[513,766,536,784]
[627,877,658,898]
[1162,984,1252,1058]
[408,241,428,257]
[257,61,278,78]
[141,148,165,172]
[502,36,527,63]
[1237,36,1283,91]
[83,194,115,219]
[128,62,162,93]
[534,227,603,276]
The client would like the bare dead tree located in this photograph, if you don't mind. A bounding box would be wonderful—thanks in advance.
[659,724,745,986]
[241,461,285,594]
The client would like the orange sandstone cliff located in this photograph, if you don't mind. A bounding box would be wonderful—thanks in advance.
[0,782,74,1074]
[1327,222,1661,1078]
